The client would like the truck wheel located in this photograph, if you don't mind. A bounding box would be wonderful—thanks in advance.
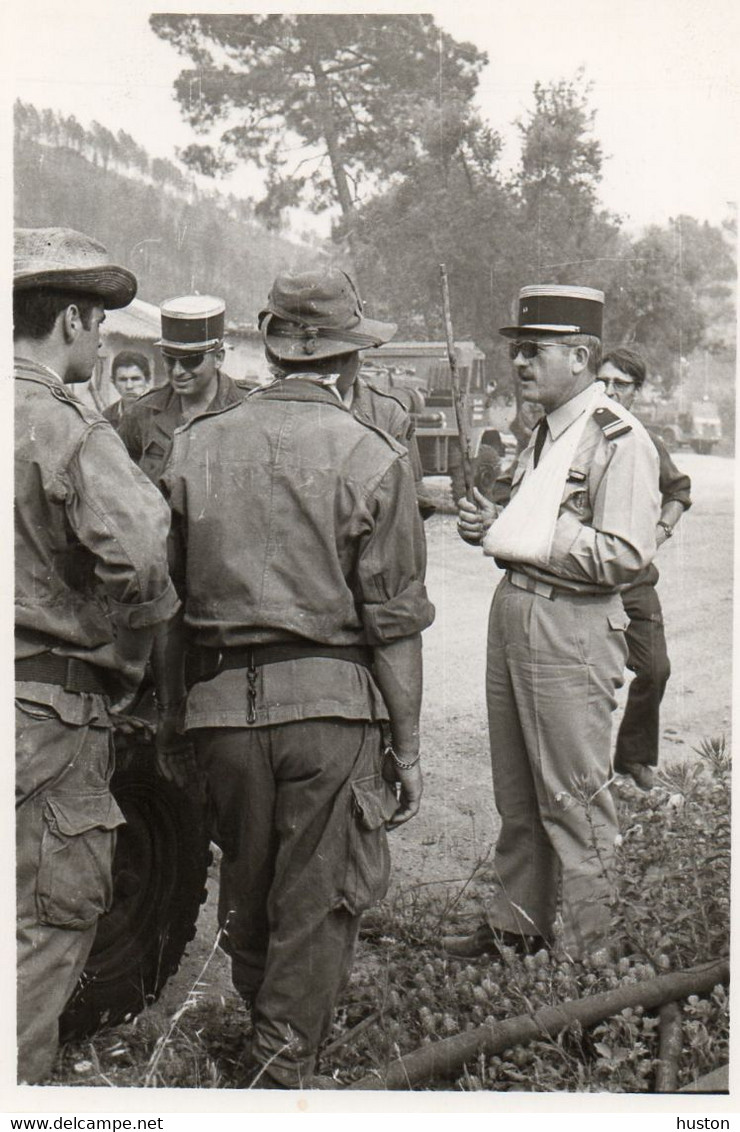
[691,440,714,455]
[59,735,210,1041]
[474,444,503,503]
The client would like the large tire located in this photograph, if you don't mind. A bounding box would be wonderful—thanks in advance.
[59,734,211,1041]
[691,439,714,455]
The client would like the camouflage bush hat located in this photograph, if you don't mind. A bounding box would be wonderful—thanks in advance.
[259,268,397,361]
[14,227,137,309]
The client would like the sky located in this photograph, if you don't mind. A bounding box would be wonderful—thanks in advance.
[5,0,740,235]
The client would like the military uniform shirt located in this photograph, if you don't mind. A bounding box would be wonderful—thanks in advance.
[502,383,660,593]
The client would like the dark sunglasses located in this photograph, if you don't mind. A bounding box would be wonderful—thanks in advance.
[508,340,569,361]
[163,352,206,371]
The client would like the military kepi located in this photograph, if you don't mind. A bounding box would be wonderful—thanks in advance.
[157,295,225,355]
[499,285,604,339]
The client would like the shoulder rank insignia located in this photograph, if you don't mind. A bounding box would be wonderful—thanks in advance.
[593,404,632,439]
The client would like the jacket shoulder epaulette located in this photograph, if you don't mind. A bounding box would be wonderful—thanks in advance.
[352,413,408,456]
[17,371,105,427]
[362,380,408,413]
[593,403,632,440]
[174,397,244,435]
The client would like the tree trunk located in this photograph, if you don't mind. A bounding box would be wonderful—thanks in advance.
[309,56,362,275]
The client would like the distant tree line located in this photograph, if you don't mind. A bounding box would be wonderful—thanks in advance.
[14,99,257,228]
[14,115,314,324]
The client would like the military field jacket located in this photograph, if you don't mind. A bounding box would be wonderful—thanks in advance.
[15,358,179,676]
[118,370,244,484]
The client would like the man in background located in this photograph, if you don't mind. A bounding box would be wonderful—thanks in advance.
[599,347,692,790]
[102,348,152,427]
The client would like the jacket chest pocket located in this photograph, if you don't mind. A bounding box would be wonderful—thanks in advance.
[562,469,590,518]
[140,438,168,481]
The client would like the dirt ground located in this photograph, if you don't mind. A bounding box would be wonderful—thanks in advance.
[155,451,734,1013]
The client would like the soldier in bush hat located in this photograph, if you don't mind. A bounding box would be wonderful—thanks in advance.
[153,265,435,1088]
[118,294,244,484]
[447,284,661,962]
[263,267,435,517]
[13,228,179,1082]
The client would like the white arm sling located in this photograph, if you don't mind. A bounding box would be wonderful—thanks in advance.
[482,384,603,568]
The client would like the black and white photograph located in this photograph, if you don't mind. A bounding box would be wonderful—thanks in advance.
[6,0,737,1120]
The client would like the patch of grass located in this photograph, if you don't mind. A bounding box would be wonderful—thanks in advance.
[53,736,730,1091]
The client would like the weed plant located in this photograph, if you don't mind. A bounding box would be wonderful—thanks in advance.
[53,737,729,1091]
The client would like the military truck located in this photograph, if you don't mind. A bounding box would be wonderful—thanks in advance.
[364,340,516,499]
[634,396,722,454]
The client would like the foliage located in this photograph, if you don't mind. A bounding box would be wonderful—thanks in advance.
[53,738,729,1092]
[511,69,624,287]
[149,13,489,252]
[604,217,735,391]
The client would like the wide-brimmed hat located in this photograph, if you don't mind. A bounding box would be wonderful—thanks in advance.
[13,227,137,309]
[156,295,225,355]
[499,285,604,339]
[259,268,397,361]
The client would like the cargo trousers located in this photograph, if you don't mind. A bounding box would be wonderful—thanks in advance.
[16,693,124,1083]
[484,576,629,958]
[614,580,671,772]
[191,717,396,1087]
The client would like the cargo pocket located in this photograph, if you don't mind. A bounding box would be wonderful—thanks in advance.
[340,774,398,915]
[37,792,126,931]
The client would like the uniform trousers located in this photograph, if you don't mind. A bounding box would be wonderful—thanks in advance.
[190,717,395,1087]
[484,576,628,958]
[614,581,671,772]
[16,696,122,1083]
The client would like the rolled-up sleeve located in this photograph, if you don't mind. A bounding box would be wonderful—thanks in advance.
[653,434,692,509]
[356,457,435,645]
[548,430,660,587]
[63,423,180,627]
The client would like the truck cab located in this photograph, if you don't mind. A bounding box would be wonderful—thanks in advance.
[364,340,516,499]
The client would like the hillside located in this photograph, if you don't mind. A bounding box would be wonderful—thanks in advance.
[14,137,317,323]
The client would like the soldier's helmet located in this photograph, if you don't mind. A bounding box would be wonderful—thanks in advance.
[259,267,397,362]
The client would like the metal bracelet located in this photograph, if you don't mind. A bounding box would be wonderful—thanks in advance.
[385,744,421,771]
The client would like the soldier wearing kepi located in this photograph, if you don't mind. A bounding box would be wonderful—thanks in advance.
[118,294,244,483]
[153,266,435,1088]
[13,228,179,1082]
[446,285,660,961]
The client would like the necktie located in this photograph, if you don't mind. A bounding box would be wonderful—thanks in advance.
[533,417,548,467]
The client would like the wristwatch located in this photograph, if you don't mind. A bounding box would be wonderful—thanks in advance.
[657,520,674,539]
